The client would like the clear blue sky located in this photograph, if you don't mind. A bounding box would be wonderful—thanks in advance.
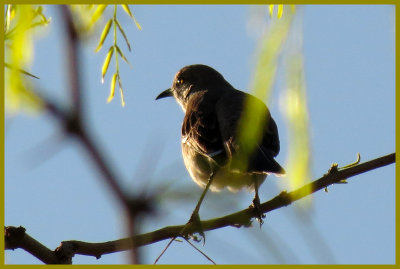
[5,5,395,264]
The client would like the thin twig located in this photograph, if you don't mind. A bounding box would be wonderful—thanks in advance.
[60,6,81,115]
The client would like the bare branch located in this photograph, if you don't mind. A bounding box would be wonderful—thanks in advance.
[5,152,395,264]
[5,226,66,264]
[60,5,81,115]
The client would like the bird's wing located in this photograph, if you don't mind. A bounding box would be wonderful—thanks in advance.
[215,89,284,174]
[181,97,227,166]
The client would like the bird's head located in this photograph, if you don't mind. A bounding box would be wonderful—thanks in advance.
[156,64,230,112]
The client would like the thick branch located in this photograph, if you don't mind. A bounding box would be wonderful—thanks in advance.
[5,153,395,264]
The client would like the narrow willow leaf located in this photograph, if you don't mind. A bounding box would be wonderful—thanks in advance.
[117,76,126,107]
[101,46,114,83]
[107,73,118,103]
[121,4,133,18]
[95,19,112,52]
[115,45,131,66]
[120,87,126,107]
[89,4,107,28]
[116,19,131,51]
[268,5,274,18]
[277,5,283,18]
[5,5,12,32]
[121,4,142,30]
[5,63,40,79]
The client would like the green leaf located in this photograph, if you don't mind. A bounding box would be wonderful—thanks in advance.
[115,45,130,66]
[95,19,112,52]
[277,5,283,18]
[119,87,126,107]
[89,4,107,29]
[268,5,274,18]
[121,4,142,30]
[117,76,126,107]
[5,63,40,79]
[5,5,12,32]
[115,19,131,51]
[101,46,114,83]
[107,73,118,103]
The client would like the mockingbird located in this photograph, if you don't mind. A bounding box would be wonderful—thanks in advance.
[156,64,285,224]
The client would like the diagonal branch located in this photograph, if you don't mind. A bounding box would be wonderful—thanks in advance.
[5,152,395,264]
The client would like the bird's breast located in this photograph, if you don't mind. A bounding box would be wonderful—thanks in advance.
[181,140,266,192]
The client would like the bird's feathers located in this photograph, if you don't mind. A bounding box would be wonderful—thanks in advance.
[181,87,285,175]
[215,89,285,175]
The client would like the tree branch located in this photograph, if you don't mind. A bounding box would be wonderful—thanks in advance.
[5,152,395,264]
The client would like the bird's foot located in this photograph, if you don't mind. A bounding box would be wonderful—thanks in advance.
[183,210,206,245]
[250,196,266,227]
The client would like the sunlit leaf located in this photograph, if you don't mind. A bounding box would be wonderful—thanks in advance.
[238,5,295,182]
[117,76,126,107]
[89,4,107,29]
[107,73,118,103]
[5,63,40,79]
[277,5,283,18]
[115,19,131,51]
[282,37,312,203]
[119,88,126,107]
[101,46,114,83]
[95,19,112,52]
[268,5,274,18]
[115,45,130,66]
[5,5,12,32]
[121,4,142,30]
[6,5,44,114]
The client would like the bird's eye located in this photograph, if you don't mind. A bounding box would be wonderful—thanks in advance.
[176,78,183,85]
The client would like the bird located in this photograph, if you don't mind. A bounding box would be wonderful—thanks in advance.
[156,64,285,225]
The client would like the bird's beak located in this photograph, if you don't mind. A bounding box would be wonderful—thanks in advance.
[155,88,173,100]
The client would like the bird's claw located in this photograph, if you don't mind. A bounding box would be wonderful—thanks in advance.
[250,197,266,227]
[186,211,206,245]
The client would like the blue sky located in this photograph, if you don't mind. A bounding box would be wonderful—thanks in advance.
[4,5,395,264]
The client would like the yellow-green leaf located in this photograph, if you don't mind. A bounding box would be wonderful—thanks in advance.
[5,63,40,79]
[277,5,283,18]
[101,46,114,83]
[5,5,12,32]
[115,45,130,66]
[107,73,118,103]
[121,4,142,30]
[115,19,131,51]
[89,4,107,29]
[268,5,274,18]
[117,76,125,107]
[120,87,125,107]
[95,19,112,52]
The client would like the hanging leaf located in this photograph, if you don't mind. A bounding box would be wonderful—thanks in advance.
[268,5,274,18]
[107,73,118,103]
[117,76,125,107]
[89,4,107,29]
[5,5,13,32]
[115,45,130,66]
[101,46,114,83]
[121,4,142,30]
[95,19,112,52]
[277,5,284,18]
[115,19,131,51]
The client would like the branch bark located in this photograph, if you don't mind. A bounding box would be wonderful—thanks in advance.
[5,152,395,264]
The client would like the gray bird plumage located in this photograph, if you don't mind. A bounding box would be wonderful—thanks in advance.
[156,64,285,195]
